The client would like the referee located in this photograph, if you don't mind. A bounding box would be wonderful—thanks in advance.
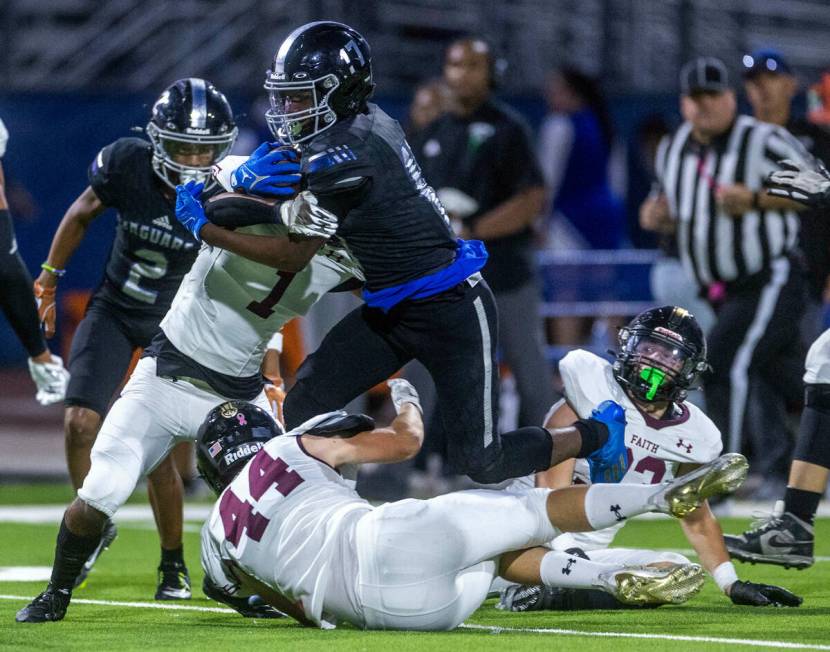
[640,57,810,458]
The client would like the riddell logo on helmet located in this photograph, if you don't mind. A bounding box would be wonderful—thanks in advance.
[223,442,263,466]
[186,127,211,135]
[653,326,682,341]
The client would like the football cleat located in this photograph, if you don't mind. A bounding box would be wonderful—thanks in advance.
[202,578,284,618]
[596,563,705,606]
[27,355,70,406]
[497,584,561,612]
[649,453,748,518]
[724,501,814,569]
[16,585,71,623]
[155,561,192,600]
[73,519,118,589]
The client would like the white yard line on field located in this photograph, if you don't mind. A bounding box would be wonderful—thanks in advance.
[0,594,827,649]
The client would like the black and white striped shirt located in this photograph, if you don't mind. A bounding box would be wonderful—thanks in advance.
[656,115,810,288]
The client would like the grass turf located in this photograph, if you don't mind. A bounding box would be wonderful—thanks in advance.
[0,509,828,651]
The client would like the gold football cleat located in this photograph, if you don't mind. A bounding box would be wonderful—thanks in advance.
[651,453,749,518]
[602,563,705,606]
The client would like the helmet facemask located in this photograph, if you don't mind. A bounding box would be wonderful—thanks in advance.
[614,328,706,403]
[146,121,237,190]
[264,72,340,144]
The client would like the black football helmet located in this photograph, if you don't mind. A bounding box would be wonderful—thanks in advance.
[146,78,238,189]
[196,401,284,495]
[264,21,375,144]
[612,306,708,403]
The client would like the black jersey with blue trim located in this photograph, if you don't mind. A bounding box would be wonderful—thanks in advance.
[88,137,199,318]
[302,104,457,292]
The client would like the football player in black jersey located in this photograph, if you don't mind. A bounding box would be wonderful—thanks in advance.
[177,22,621,488]
[0,116,70,405]
[32,79,237,599]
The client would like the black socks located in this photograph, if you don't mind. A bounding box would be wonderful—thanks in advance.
[50,517,102,591]
[784,487,822,526]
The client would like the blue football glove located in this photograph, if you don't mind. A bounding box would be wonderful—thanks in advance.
[175,180,208,240]
[231,142,301,197]
[585,400,629,483]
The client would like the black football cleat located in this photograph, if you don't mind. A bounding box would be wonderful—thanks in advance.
[155,561,192,600]
[725,503,814,569]
[74,518,118,589]
[16,585,71,623]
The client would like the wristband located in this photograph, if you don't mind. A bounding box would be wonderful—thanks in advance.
[712,561,739,592]
[41,262,66,277]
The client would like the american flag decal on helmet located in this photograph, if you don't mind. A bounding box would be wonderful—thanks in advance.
[208,441,222,458]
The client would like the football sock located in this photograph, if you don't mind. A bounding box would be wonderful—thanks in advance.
[160,545,185,567]
[583,483,655,530]
[50,516,102,591]
[783,487,821,527]
[540,550,620,590]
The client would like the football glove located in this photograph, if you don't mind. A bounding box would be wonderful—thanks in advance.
[728,580,802,607]
[765,158,830,209]
[33,280,57,338]
[264,383,286,426]
[585,400,629,483]
[280,191,339,239]
[174,181,207,240]
[231,142,301,197]
[388,378,423,415]
[202,577,284,619]
[27,354,70,406]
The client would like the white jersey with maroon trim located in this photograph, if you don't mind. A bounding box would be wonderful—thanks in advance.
[160,156,363,377]
[514,349,722,550]
[202,429,372,628]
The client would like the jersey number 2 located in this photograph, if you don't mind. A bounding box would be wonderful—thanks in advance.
[122,248,167,304]
[218,449,304,547]
[246,271,296,318]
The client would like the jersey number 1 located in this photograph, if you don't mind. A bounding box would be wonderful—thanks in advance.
[246,271,296,318]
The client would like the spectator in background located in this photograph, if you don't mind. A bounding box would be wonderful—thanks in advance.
[743,48,830,341]
[538,67,625,250]
[406,78,452,137]
[538,68,626,346]
[411,36,555,433]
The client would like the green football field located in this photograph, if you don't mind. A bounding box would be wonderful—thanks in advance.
[0,490,828,651]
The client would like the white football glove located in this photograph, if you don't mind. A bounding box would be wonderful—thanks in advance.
[0,117,8,159]
[387,378,422,415]
[28,354,70,406]
[280,191,339,239]
[765,159,830,209]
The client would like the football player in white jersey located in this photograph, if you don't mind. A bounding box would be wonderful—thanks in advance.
[196,383,751,631]
[498,306,802,612]
[723,160,830,569]
[15,156,362,623]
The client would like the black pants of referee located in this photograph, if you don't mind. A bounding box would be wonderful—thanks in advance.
[283,277,554,484]
[704,256,806,457]
[0,209,47,358]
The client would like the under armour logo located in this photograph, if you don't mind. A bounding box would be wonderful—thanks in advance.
[610,504,626,522]
[676,438,693,453]
[561,558,577,575]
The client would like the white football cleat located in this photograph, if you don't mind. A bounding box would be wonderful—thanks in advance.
[649,453,749,518]
[28,354,70,406]
[596,563,705,605]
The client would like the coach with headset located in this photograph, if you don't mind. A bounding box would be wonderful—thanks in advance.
[411,37,555,434]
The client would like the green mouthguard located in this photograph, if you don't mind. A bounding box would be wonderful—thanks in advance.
[639,366,666,400]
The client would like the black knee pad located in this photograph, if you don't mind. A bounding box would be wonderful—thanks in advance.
[794,385,830,468]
